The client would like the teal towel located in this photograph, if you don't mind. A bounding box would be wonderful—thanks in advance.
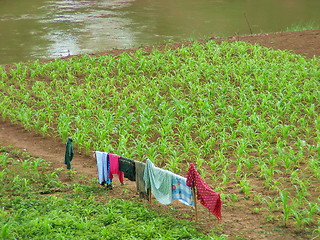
[143,159,173,205]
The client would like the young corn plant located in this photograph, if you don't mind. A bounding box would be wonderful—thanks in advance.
[279,190,292,226]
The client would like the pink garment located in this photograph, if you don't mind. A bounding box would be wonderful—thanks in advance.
[108,153,124,184]
[186,163,222,221]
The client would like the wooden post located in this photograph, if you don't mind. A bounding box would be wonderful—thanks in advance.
[192,186,198,223]
[147,188,152,204]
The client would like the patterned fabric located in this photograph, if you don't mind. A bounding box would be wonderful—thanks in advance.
[186,163,222,220]
[172,173,194,206]
[119,156,136,181]
[108,153,124,184]
[143,159,173,205]
[95,151,109,185]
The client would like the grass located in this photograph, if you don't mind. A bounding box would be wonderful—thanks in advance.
[0,39,319,239]
[285,21,320,32]
[0,146,219,239]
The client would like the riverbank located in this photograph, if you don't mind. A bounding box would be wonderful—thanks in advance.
[66,29,320,60]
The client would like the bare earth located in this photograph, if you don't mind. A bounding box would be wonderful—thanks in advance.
[85,29,320,59]
[1,30,319,240]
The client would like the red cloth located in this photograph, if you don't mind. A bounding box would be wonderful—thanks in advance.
[186,163,222,221]
[108,153,124,184]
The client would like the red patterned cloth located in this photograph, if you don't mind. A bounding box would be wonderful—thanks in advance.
[186,163,222,221]
[108,153,124,184]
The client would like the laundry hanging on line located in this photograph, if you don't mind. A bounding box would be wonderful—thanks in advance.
[143,159,173,205]
[94,151,221,220]
[186,163,222,221]
[135,160,149,200]
[108,153,124,184]
[95,151,135,188]
[172,173,194,207]
[143,159,194,207]
[95,151,112,186]
[64,137,74,169]
[95,154,195,206]
[119,156,136,181]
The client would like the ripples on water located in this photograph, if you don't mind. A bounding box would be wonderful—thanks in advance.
[0,0,319,64]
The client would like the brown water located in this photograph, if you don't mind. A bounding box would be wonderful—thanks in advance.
[0,0,319,65]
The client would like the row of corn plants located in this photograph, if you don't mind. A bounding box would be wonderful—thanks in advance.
[0,40,319,237]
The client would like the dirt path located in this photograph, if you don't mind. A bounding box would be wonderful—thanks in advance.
[0,121,95,175]
[0,120,143,198]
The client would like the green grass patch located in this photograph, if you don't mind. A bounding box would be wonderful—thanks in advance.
[285,21,320,32]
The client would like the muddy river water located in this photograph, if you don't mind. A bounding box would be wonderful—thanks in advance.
[0,0,319,64]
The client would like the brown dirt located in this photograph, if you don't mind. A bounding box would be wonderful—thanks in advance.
[1,30,319,240]
[79,29,320,59]
[226,29,320,59]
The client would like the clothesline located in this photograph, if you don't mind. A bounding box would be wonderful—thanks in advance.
[64,139,222,222]
[95,151,222,222]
